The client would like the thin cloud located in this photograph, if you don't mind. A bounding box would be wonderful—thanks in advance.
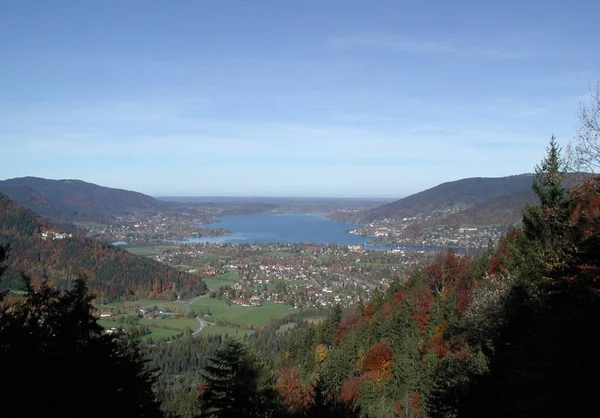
[327,33,528,59]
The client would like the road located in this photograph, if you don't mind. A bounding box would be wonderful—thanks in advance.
[181,294,216,335]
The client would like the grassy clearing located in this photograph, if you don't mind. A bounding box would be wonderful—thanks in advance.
[143,328,183,339]
[101,299,186,313]
[203,278,233,290]
[199,325,253,337]
[125,246,165,257]
[203,271,239,290]
[217,271,239,280]
[190,298,295,326]
[190,297,234,316]
[98,317,193,340]
[138,317,198,331]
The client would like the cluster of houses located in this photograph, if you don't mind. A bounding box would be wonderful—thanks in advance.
[40,230,72,240]
[230,294,262,307]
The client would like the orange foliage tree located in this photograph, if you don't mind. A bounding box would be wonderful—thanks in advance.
[361,340,394,383]
[277,365,313,412]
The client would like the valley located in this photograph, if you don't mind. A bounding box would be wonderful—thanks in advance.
[0,174,542,345]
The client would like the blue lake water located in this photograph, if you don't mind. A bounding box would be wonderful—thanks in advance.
[187,213,367,245]
[184,213,467,253]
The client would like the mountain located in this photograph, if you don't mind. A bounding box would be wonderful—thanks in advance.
[361,174,536,222]
[0,195,206,300]
[437,188,539,227]
[0,176,162,222]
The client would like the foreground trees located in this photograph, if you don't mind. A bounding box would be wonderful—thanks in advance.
[197,339,279,418]
[0,262,164,418]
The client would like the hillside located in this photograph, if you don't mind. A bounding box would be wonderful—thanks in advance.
[438,188,538,227]
[0,176,162,222]
[0,195,206,300]
[362,174,535,222]
[399,188,540,239]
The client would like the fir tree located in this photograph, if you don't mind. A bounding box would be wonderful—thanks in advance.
[198,339,278,418]
[518,136,578,290]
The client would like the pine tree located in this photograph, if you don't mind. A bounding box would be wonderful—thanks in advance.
[518,136,577,288]
[198,339,278,418]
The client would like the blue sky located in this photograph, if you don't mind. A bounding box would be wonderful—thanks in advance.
[1,0,599,197]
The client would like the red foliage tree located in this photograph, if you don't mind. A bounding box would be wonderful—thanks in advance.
[335,313,359,345]
[409,393,421,418]
[363,303,375,320]
[340,377,362,407]
[394,401,403,416]
[424,252,471,294]
[422,321,450,358]
[412,286,432,330]
[277,366,313,412]
[361,341,394,383]
[393,290,405,305]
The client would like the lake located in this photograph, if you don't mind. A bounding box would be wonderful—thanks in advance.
[184,213,467,253]
[186,213,367,245]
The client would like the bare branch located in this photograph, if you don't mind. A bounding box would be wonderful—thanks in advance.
[567,82,600,173]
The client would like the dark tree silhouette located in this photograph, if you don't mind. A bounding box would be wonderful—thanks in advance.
[0,258,164,418]
[197,339,279,418]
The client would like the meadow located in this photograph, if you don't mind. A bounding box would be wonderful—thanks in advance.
[191,298,295,326]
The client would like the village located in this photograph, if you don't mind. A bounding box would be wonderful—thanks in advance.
[346,206,506,249]
[137,242,440,309]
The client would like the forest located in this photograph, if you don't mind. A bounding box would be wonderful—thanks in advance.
[0,196,206,299]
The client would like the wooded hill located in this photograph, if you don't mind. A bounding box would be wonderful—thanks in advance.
[0,176,163,222]
[362,174,536,223]
[0,195,206,300]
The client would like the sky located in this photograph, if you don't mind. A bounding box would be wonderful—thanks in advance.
[1,0,600,198]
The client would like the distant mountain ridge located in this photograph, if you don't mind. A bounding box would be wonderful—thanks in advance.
[0,195,206,300]
[361,174,536,223]
[0,176,161,222]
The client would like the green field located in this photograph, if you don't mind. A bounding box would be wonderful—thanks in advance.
[190,298,295,326]
[125,246,165,257]
[142,328,183,339]
[199,325,253,337]
[203,271,239,290]
[138,317,198,331]
[96,293,296,340]
[100,299,187,313]
[98,316,197,340]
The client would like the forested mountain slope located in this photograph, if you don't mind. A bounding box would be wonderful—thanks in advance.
[0,176,162,222]
[271,142,600,417]
[362,174,535,222]
[0,195,206,300]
